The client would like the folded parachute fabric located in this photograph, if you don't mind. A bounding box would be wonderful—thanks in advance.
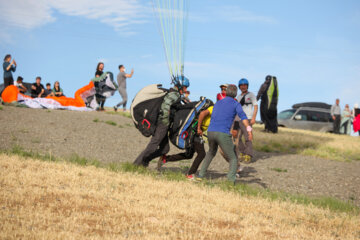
[1,72,117,111]
[91,72,118,98]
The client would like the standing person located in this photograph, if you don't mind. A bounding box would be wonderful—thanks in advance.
[95,62,106,111]
[133,76,189,167]
[3,54,17,87]
[52,81,64,97]
[257,75,279,133]
[31,77,45,98]
[44,83,53,97]
[197,84,253,183]
[14,76,27,94]
[233,78,258,164]
[340,104,352,135]
[114,65,134,112]
[216,84,228,101]
[331,99,341,134]
[352,103,360,136]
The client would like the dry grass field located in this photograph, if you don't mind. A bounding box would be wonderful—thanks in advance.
[1,154,359,240]
[253,125,360,161]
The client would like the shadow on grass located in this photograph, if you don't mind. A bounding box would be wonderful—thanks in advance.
[2,145,359,215]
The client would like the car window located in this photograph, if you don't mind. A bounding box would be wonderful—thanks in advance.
[296,110,308,120]
[296,110,332,122]
[278,109,296,119]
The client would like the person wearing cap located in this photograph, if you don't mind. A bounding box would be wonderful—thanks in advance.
[232,78,258,167]
[196,84,252,183]
[216,84,228,101]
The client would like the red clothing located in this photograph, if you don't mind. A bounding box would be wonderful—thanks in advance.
[353,115,360,132]
[216,93,226,101]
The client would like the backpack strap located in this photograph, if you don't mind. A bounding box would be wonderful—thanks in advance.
[239,92,249,106]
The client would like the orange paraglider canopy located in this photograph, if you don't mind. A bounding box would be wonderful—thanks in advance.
[1,81,95,108]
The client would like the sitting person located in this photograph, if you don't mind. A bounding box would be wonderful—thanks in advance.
[44,83,54,97]
[14,76,27,94]
[31,76,45,98]
[52,81,64,97]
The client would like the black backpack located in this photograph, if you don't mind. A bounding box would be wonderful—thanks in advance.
[130,84,169,137]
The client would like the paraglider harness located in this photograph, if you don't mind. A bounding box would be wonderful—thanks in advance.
[169,97,213,150]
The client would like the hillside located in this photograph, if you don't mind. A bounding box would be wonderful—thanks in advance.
[0,105,360,207]
[1,154,359,239]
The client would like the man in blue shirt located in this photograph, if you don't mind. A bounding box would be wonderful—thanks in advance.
[197,84,253,182]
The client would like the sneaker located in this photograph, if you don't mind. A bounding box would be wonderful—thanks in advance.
[114,106,118,112]
[243,155,252,164]
[157,155,166,170]
[195,175,203,182]
[186,174,194,180]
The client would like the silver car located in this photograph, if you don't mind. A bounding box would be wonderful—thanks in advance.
[278,107,334,132]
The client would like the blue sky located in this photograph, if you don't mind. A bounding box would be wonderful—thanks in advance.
[1,0,359,115]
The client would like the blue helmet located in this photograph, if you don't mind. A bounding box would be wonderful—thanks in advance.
[238,78,249,86]
[174,75,190,88]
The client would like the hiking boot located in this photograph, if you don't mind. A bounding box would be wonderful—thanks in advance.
[186,174,195,180]
[114,106,118,112]
[243,155,252,164]
[157,155,166,170]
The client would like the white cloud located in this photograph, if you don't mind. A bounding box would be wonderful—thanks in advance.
[0,0,55,29]
[0,0,148,33]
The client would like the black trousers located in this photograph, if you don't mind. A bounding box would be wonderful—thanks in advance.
[134,123,170,166]
[333,115,341,134]
[166,136,206,175]
[4,77,14,87]
[260,101,278,133]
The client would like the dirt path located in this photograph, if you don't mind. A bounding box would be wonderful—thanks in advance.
[1,105,359,206]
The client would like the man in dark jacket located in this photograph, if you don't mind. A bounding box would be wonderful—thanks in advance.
[257,75,279,133]
[133,76,190,167]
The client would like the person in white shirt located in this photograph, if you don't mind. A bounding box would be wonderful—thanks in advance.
[232,78,258,165]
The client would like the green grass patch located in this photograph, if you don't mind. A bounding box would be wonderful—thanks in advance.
[105,120,117,126]
[0,106,3,110]
[93,118,100,123]
[106,111,132,119]
[31,138,41,144]
[253,125,360,161]
[270,167,288,173]
[2,146,359,215]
